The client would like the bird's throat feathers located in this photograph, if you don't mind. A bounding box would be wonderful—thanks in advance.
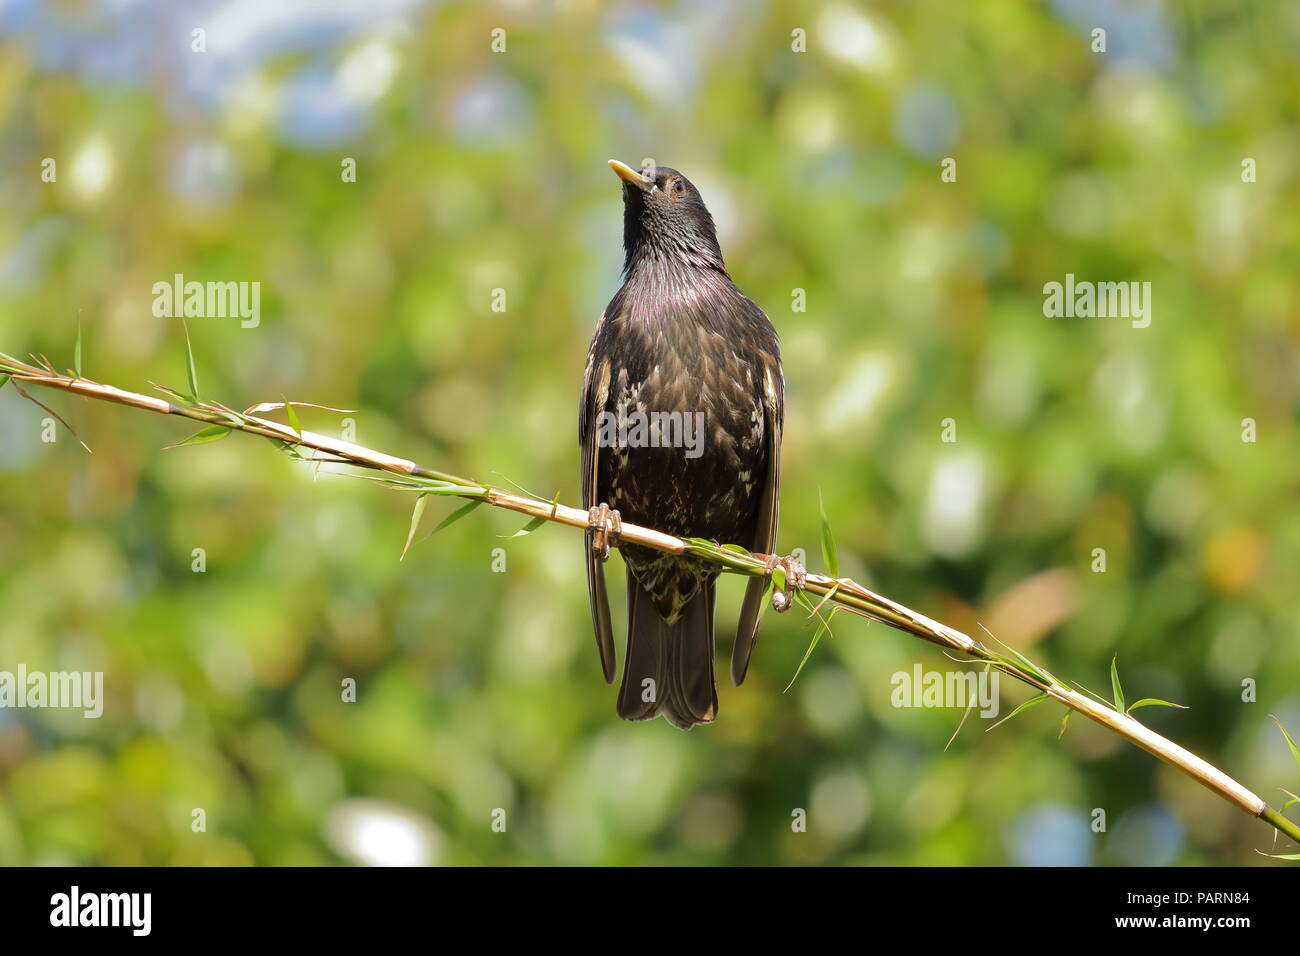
[622,194,726,280]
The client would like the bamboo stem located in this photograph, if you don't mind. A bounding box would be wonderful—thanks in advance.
[2,353,1297,851]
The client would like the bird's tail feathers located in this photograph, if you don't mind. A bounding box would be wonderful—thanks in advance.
[617,571,717,730]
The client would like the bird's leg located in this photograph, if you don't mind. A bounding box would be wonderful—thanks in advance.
[765,552,807,613]
[587,503,622,562]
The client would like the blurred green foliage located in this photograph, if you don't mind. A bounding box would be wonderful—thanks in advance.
[0,0,1298,866]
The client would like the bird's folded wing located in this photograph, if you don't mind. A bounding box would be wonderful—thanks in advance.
[580,329,617,683]
[732,359,783,685]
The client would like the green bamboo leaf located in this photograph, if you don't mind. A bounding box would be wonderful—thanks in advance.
[797,590,836,633]
[792,589,818,616]
[785,589,839,693]
[431,499,484,535]
[1059,710,1072,739]
[165,424,231,448]
[818,488,839,579]
[182,319,199,399]
[150,382,200,407]
[400,494,428,560]
[684,537,729,561]
[285,399,303,439]
[720,544,755,564]
[784,614,831,693]
[994,641,1051,685]
[947,661,993,751]
[503,515,545,537]
[354,475,428,489]
[0,374,9,392]
[976,624,1052,685]
[806,582,841,621]
[500,490,560,538]
[1110,655,1125,713]
[1271,716,1300,771]
[1127,698,1188,714]
[244,400,356,416]
[987,693,1048,732]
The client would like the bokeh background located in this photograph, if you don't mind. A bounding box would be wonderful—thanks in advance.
[0,0,1298,866]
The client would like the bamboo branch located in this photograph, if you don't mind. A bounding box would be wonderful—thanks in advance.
[2,350,1298,850]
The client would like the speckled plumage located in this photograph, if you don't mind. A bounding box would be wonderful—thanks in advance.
[580,162,784,729]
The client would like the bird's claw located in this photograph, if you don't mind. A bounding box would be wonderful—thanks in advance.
[588,503,622,562]
[766,552,806,612]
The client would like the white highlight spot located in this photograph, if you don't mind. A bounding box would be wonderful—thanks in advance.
[71,136,113,200]
[822,351,894,433]
[339,38,399,103]
[923,451,987,558]
[325,798,441,867]
[817,4,895,73]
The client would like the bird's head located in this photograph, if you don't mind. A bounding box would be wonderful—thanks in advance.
[608,159,725,275]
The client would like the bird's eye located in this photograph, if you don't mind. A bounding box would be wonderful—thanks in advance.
[673,179,685,194]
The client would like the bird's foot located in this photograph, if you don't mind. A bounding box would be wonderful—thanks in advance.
[587,503,622,562]
[765,552,807,612]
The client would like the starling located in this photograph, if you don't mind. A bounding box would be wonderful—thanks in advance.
[580,159,784,729]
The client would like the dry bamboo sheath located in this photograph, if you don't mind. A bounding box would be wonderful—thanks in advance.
[2,351,1298,851]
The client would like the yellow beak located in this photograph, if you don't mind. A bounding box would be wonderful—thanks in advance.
[608,159,652,188]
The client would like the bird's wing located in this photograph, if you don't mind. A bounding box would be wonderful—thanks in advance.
[731,356,783,686]
[580,323,617,683]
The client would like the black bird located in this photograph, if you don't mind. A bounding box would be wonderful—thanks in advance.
[580,159,784,729]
